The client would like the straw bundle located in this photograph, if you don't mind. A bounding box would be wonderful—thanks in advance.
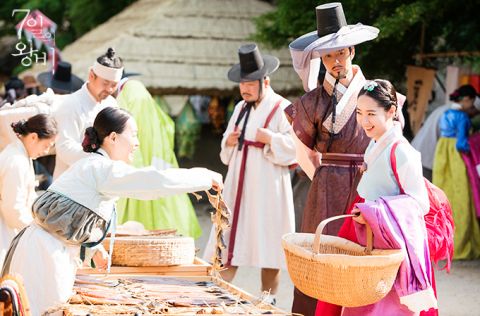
[105,235,195,267]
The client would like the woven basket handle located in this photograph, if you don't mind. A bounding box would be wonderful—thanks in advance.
[312,214,373,255]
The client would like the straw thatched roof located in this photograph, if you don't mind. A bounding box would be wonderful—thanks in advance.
[59,0,302,96]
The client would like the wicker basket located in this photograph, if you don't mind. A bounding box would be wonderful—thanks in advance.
[104,235,195,267]
[282,214,405,307]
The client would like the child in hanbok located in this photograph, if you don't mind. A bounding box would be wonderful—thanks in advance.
[1,107,222,315]
[346,80,437,315]
[0,114,57,266]
[433,84,480,259]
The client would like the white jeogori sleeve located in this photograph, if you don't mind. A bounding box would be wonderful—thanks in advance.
[262,109,296,166]
[0,159,33,229]
[54,101,89,167]
[96,161,221,200]
[395,145,430,214]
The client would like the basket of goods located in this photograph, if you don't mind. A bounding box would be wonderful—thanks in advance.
[282,214,405,307]
[104,221,195,267]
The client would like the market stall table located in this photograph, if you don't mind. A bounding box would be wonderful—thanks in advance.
[45,274,288,315]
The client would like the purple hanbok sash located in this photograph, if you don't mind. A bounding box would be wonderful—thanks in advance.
[461,132,480,218]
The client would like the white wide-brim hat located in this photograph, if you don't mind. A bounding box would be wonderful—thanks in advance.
[289,3,379,92]
[289,2,379,53]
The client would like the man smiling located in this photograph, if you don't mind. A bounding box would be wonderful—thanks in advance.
[287,3,379,315]
[53,48,122,178]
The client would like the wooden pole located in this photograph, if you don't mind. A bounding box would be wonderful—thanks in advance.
[418,22,426,65]
[414,51,480,59]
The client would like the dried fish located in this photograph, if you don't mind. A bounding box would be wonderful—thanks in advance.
[202,190,231,273]
[191,190,231,274]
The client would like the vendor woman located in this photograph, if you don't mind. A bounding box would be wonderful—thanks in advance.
[0,114,57,266]
[2,107,222,315]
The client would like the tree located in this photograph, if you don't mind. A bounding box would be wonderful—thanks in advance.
[253,0,480,87]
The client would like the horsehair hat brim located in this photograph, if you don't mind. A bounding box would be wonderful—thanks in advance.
[289,24,379,53]
[227,56,279,82]
[37,70,84,94]
[289,2,379,53]
[227,44,280,83]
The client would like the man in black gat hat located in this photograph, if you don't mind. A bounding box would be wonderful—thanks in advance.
[203,44,296,304]
[38,61,84,95]
[287,3,380,315]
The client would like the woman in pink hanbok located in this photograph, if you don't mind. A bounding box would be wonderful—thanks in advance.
[345,80,437,315]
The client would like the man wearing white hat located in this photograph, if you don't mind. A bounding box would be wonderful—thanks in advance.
[53,48,123,178]
[203,44,295,305]
[287,3,380,315]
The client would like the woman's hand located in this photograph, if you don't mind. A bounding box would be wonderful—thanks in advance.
[92,249,109,271]
[352,208,366,225]
[212,179,223,192]
[210,171,223,192]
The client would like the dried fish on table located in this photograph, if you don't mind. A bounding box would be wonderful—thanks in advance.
[45,275,288,315]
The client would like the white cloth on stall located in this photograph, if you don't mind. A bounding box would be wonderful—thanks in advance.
[53,83,117,178]
[203,87,296,269]
[0,139,36,266]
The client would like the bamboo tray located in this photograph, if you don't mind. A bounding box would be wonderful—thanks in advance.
[77,257,211,276]
[45,274,288,315]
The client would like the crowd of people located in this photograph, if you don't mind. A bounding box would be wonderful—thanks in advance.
[0,2,479,316]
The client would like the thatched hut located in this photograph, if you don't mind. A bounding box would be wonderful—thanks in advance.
[60,0,302,97]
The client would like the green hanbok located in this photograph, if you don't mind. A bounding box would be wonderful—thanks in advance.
[116,80,201,238]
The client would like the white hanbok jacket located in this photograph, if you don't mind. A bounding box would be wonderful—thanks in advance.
[0,139,36,266]
[53,83,117,178]
[358,124,429,214]
[4,149,220,315]
[203,87,296,269]
[411,104,450,170]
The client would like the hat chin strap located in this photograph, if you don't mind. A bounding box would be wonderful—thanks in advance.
[255,78,265,104]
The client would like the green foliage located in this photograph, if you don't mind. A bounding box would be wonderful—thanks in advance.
[176,100,201,159]
[254,0,480,86]
[253,0,318,48]
[67,0,136,37]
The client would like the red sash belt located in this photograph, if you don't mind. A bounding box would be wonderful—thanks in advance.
[226,99,282,266]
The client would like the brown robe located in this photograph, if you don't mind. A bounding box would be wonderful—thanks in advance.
[290,84,370,316]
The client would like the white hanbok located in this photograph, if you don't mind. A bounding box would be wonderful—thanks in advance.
[4,149,219,315]
[203,87,296,269]
[53,83,117,178]
[411,104,450,170]
[0,139,36,266]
